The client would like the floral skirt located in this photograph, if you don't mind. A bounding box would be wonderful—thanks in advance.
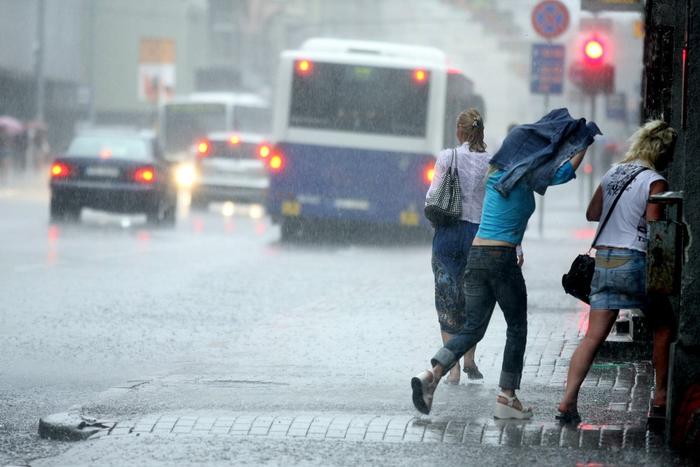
[431,220,479,334]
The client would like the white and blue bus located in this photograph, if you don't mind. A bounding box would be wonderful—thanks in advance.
[266,38,484,238]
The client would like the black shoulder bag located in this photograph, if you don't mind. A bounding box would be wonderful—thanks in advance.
[424,148,462,227]
[562,167,649,304]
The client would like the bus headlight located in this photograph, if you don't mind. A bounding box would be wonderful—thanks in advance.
[174,162,197,188]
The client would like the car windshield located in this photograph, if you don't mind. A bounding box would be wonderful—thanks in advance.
[67,135,152,161]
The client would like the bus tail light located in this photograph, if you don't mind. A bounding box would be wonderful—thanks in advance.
[423,163,435,184]
[50,161,72,179]
[413,69,428,84]
[296,59,313,76]
[268,152,285,172]
[196,139,211,158]
[133,166,156,184]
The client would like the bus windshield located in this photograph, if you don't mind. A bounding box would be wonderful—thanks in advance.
[162,103,227,153]
[289,62,429,136]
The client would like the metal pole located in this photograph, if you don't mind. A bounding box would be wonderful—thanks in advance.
[588,93,597,201]
[539,92,549,237]
[88,0,97,123]
[34,0,46,123]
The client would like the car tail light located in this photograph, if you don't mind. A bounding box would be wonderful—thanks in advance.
[268,151,285,172]
[50,162,71,178]
[296,59,313,76]
[423,163,435,184]
[133,166,156,184]
[258,144,271,160]
[196,139,211,158]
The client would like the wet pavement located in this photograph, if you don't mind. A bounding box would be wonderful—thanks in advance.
[1,172,693,465]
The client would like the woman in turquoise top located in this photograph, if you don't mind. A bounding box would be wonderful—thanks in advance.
[411,148,588,418]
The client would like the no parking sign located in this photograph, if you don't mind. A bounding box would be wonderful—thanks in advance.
[531,0,570,39]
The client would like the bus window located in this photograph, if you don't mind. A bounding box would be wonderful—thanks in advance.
[234,106,271,134]
[163,103,227,153]
[289,63,429,136]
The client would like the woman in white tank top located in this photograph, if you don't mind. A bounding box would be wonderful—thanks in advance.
[557,120,678,424]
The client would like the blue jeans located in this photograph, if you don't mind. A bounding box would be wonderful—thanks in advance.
[431,221,480,334]
[431,246,527,389]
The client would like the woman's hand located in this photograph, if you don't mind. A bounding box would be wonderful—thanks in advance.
[569,148,588,171]
[516,245,524,267]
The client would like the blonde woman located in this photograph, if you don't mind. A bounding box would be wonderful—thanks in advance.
[557,120,678,423]
[426,108,491,385]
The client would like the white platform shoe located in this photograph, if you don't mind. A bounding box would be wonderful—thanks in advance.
[494,392,533,420]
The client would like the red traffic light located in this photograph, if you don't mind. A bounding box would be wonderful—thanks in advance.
[583,37,605,65]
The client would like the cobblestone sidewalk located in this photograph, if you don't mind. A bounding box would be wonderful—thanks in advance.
[85,309,661,453]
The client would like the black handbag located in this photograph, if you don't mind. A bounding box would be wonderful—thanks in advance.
[424,148,462,226]
[562,166,649,303]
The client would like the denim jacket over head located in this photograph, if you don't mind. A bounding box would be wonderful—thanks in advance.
[490,108,602,197]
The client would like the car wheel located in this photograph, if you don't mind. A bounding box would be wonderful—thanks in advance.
[280,218,303,241]
[161,203,176,227]
[50,195,80,223]
[147,199,176,227]
[189,193,208,211]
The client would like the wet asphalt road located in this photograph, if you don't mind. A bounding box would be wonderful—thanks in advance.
[1,173,435,465]
[0,173,690,466]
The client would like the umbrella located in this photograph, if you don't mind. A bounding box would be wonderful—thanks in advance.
[0,115,24,135]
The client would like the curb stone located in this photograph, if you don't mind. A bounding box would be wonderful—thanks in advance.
[38,411,115,441]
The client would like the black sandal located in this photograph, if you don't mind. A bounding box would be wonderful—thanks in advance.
[555,408,581,424]
[463,365,483,380]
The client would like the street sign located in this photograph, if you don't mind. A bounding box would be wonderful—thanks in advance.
[531,43,565,94]
[531,1,570,39]
[581,0,643,12]
[606,93,627,120]
[138,38,176,103]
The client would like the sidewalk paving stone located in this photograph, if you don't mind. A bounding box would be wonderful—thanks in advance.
[95,412,666,452]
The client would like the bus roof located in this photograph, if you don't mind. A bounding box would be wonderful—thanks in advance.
[164,92,268,107]
[298,38,447,66]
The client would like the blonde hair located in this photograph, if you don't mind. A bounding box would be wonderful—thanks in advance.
[457,108,486,153]
[620,120,677,170]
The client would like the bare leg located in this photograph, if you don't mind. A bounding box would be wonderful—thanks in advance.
[441,331,461,384]
[463,345,477,367]
[652,325,673,406]
[558,310,618,412]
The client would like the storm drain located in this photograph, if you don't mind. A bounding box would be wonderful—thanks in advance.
[101,413,662,451]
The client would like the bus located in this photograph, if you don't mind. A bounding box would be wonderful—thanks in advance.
[266,38,485,238]
[158,92,271,160]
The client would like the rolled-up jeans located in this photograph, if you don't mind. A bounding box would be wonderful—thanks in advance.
[430,246,527,390]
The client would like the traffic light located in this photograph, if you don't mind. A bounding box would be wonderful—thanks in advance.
[570,34,615,95]
[583,37,605,65]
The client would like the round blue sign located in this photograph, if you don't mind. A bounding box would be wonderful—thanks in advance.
[531,0,570,39]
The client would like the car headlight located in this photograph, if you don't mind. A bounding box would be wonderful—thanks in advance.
[174,163,196,188]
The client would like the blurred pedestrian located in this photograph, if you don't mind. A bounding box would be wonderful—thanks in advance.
[26,121,50,169]
[412,108,599,417]
[0,127,10,184]
[426,108,491,385]
[557,120,678,424]
[14,128,28,172]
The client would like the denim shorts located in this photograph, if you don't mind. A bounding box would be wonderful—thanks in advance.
[589,248,647,311]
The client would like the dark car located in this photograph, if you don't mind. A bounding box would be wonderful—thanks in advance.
[189,131,269,209]
[49,130,177,225]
